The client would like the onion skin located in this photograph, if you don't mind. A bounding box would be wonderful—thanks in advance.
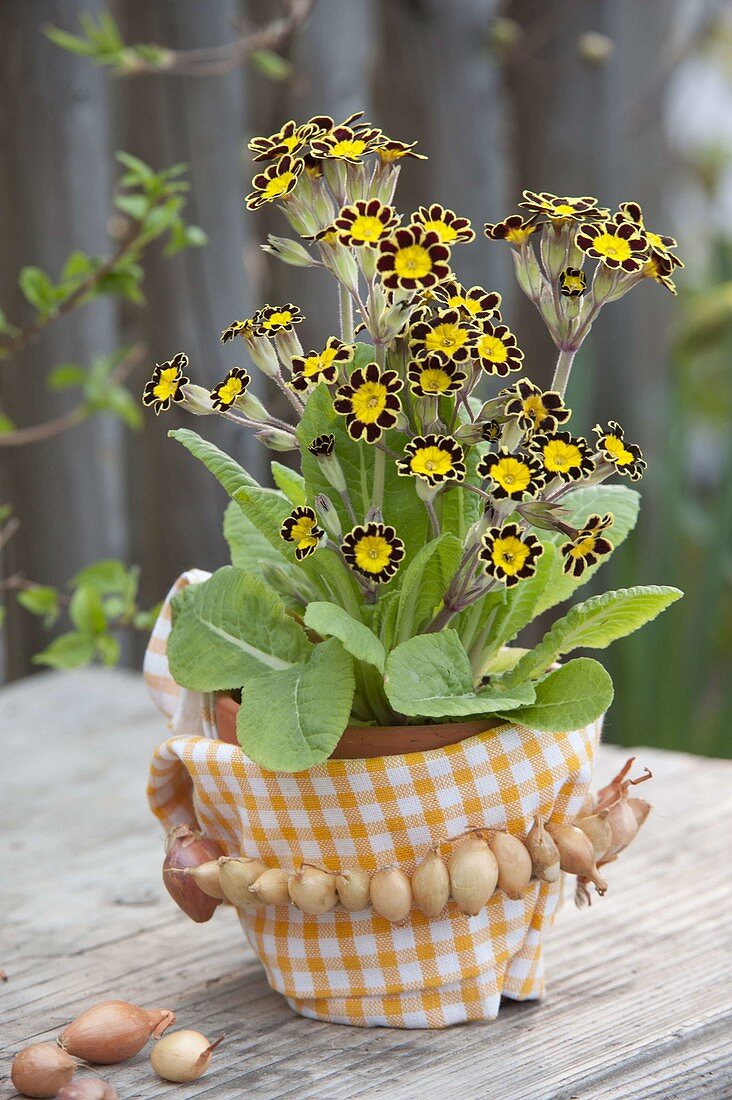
[218,856,267,908]
[59,1001,176,1064]
[249,868,290,906]
[370,867,413,923]
[525,816,560,883]
[56,1078,118,1100]
[545,822,608,894]
[11,1043,76,1098]
[335,869,371,912]
[163,825,224,923]
[576,810,612,862]
[604,799,639,859]
[627,796,651,831]
[448,837,498,916]
[411,849,450,918]
[288,866,338,915]
[488,832,532,900]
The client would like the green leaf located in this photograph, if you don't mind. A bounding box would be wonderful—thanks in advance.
[43,25,99,57]
[304,601,385,672]
[168,567,312,692]
[503,585,683,686]
[96,634,121,667]
[223,500,289,576]
[17,585,60,626]
[535,485,640,615]
[235,485,293,555]
[384,630,536,718]
[394,533,462,644]
[251,48,293,82]
[34,631,97,670]
[271,461,308,506]
[237,638,355,772]
[480,541,559,660]
[19,266,56,313]
[47,364,87,391]
[115,151,155,180]
[499,658,613,732]
[171,427,259,498]
[69,586,107,635]
[72,559,136,596]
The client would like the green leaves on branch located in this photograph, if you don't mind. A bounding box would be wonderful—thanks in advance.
[304,602,385,672]
[237,638,355,772]
[499,658,614,733]
[384,631,536,718]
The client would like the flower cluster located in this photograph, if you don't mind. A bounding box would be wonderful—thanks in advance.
[144,118,676,619]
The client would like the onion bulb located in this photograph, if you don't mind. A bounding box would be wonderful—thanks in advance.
[218,856,267,908]
[163,825,224,923]
[56,1078,118,1100]
[11,1043,77,1098]
[335,869,371,912]
[604,798,639,859]
[288,865,337,915]
[545,821,608,894]
[411,849,450,918]
[370,866,413,923]
[447,836,498,916]
[488,831,532,900]
[576,809,612,862]
[627,796,651,830]
[525,816,560,883]
[186,860,225,900]
[150,1030,223,1083]
[59,1001,175,1064]
[249,867,290,906]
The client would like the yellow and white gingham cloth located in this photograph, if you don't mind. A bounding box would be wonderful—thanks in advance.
[146,572,600,1029]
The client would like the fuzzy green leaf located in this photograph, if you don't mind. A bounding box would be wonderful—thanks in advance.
[384,630,536,718]
[170,427,259,498]
[499,658,613,732]
[304,601,385,672]
[33,631,97,670]
[237,638,355,771]
[223,500,289,576]
[503,585,683,686]
[69,586,107,635]
[394,534,463,644]
[271,461,308,506]
[19,266,57,313]
[17,585,61,626]
[168,567,312,692]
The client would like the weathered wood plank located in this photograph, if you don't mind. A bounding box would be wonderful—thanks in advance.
[1,670,731,1099]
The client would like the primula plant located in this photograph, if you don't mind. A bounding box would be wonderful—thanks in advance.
[146,111,683,772]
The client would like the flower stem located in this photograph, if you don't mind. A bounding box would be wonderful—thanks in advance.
[371,445,385,512]
[551,348,576,398]
[339,283,354,343]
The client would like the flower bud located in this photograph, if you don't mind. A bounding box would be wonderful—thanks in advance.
[415,477,441,504]
[255,427,299,451]
[511,246,543,299]
[371,163,400,205]
[182,384,216,416]
[262,235,315,268]
[330,245,360,294]
[274,328,303,365]
[238,391,269,421]
[323,160,349,203]
[358,247,377,281]
[314,493,343,539]
[246,337,280,378]
[541,224,569,280]
[316,452,347,495]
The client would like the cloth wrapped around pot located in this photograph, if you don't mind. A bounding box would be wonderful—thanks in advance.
[146,571,600,1029]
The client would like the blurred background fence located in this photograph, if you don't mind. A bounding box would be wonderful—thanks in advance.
[1,0,730,757]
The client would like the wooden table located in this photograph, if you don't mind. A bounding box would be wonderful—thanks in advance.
[2,670,731,1100]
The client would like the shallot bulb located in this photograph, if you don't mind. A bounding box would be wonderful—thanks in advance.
[576,809,612,862]
[59,1000,175,1064]
[525,816,560,883]
[604,798,639,859]
[370,866,413,923]
[186,859,225,900]
[545,822,608,894]
[448,836,498,916]
[163,825,224,923]
[150,1030,224,1083]
[11,1042,76,1098]
[411,849,450,918]
[218,856,267,908]
[249,867,290,906]
[335,869,371,912]
[288,865,338,915]
[56,1077,118,1100]
[488,831,532,900]
[627,796,651,830]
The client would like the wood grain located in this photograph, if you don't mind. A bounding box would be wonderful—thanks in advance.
[1,670,730,1098]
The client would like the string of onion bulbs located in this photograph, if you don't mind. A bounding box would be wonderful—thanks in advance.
[164,757,652,925]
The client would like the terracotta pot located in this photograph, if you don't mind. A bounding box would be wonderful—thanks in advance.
[214,693,501,759]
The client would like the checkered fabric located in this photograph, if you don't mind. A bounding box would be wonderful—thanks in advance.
[146,572,600,1029]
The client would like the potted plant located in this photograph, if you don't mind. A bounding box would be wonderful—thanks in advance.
[144,112,682,1029]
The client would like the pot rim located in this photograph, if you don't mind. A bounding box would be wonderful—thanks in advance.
[214,692,502,761]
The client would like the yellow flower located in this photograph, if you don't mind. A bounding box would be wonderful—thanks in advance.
[576,218,648,273]
[435,279,502,319]
[376,138,428,163]
[560,513,614,577]
[254,303,304,335]
[290,337,354,392]
[616,201,683,271]
[501,379,571,435]
[411,204,475,244]
[334,199,400,247]
[220,319,257,344]
[377,226,452,291]
[559,267,587,298]
[396,434,466,486]
[280,506,324,560]
[409,308,477,363]
[474,319,524,376]
[307,434,335,458]
[484,214,539,247]
[142,353,189,415]
[519,191,609,224]
[479,522,544,588]
[333,361,403,442]
[248,120,317,161]
[341,522,405,583]
[210,367,251,411]
[476,449,545,500]
[530,431,594,481]
[407,356,467,397]
[593,421,646,481]
[245,154,304,210]
[310,125,385,163]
